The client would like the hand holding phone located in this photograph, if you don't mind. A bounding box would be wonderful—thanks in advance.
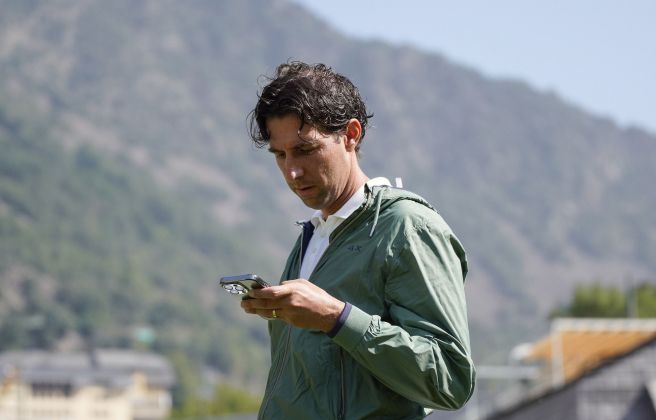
[219,274,270,298]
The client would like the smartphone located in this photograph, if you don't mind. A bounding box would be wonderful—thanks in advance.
[219,274,270,298]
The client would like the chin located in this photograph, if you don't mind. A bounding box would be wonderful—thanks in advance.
[298,196,325,211]
[300,199,321,210]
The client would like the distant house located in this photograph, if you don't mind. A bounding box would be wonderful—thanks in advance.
[0,349,175,420]
[486,318,656,420]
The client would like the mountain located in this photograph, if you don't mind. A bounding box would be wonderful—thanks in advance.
[0,98,275,388]
[1,0,654,386]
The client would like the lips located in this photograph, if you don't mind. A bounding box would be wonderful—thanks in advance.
[295,186,315,198]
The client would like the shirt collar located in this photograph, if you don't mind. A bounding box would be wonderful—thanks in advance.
[309,177,391,228]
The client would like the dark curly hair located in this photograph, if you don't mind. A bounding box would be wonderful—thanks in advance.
[248,61,372,153]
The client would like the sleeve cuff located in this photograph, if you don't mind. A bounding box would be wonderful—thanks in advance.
[326,302,352,338]
[330,304,373,352]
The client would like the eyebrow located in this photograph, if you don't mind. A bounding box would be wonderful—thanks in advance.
[267,136,321,154]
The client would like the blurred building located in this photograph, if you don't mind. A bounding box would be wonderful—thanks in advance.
[485,318,656,420]
[0,349,175,420]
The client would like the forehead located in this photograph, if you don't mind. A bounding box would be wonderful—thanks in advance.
[266,114,302,139]
[266,115,321,149]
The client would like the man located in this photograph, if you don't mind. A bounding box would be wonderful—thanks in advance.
[242,61,475,419]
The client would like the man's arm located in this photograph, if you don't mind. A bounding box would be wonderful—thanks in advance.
[331,222,474,409]
[241,218,474,409]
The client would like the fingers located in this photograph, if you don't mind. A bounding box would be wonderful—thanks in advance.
[241,291,287,314]
[240,279,338,330]
[240,283,300,322]
[249,284,293,299]
[241,297,270,311]
[242,302,281,321]
[259,308,281,320]
[240,282,304,320]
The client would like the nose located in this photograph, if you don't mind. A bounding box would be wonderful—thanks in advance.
[287,165,303,180]
[281,154,304,180]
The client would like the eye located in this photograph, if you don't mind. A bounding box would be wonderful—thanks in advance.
[297,147,317,155]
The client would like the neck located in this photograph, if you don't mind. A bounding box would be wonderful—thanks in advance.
[321,168,368,219]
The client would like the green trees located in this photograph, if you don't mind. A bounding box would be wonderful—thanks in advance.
[0,100,271,407]
[171,383,261,418]
[552,282,656,318]
[634,283,656,317]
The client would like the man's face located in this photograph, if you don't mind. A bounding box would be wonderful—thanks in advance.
[267,114,353,217]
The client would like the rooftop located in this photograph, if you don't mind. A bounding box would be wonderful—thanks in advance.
[519,318,656,385]
[0,349,175,390]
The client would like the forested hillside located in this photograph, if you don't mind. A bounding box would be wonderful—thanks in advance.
[0,0,654,391]
[0,99,272,387]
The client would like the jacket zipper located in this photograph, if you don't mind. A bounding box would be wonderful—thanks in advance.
[259,223,306,417]
[315,205,371,420]
[261,190,376,417]
[339,348,346,420]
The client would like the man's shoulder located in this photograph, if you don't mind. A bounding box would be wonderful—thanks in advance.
[379,187,433,216]
[376,185,428,204]
[377,188,451,233]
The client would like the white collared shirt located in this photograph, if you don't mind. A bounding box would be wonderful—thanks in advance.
[299,177,391,280]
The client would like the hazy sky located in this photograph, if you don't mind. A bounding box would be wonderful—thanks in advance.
[291,0,655,133]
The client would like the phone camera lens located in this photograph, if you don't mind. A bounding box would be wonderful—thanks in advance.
[222,283,246,295]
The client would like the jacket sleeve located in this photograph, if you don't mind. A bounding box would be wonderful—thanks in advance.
[331,216,475,410]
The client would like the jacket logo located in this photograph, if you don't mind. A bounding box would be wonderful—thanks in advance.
[347,245,362,253]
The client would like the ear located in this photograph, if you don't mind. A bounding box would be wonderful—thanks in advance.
[344,119,362,152]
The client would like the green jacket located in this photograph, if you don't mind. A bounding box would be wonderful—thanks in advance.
[259,185,475,419]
